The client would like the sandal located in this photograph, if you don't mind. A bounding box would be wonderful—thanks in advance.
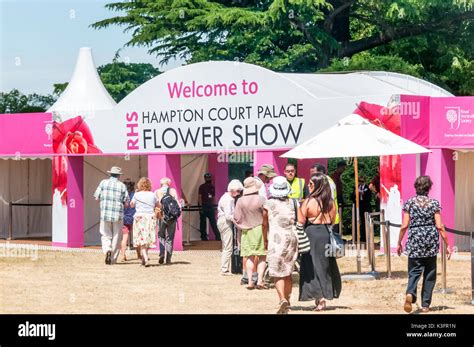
[256,283,269,290]
[276,299,290,314]
[314,299,326,311]
[246,284,256,290]
[421,307,430,313]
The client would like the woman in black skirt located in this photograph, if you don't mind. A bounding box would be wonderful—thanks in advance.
[299,173,342,311]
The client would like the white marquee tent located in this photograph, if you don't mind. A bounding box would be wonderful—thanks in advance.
[1,47,455,244]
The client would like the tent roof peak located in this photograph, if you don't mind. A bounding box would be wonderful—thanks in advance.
[47,47,116,118]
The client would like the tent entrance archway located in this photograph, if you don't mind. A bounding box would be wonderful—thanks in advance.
[84,155,148,246]
[0,158,52,241]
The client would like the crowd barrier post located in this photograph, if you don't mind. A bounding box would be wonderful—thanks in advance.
[8,202,13,240]
[369,216,376,273]
[471,231,474,305]
[364,212,370,267]
[351,204,356,245]
[434,236,454,294]
[380,209,391,278]
[339,207,343,236]
[184,208,192,246]
[440,238,448,293]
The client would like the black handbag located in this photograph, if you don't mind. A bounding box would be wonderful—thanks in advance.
[231,224,243,274]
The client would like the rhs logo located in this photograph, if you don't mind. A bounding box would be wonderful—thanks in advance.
[44,123,53,140]
[446,107,461,130]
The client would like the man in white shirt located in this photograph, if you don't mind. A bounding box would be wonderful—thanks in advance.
[254,164,277,199]
[93,166,129,265]
[217,179,244,275]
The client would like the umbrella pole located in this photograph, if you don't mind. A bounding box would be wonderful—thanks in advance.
[355,157,361,274]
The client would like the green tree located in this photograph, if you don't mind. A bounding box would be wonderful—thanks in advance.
[321,52,424,78]
[98,60,161,102]
[328,156,379,237]
[0,89,56,113]
[91,0,474,94]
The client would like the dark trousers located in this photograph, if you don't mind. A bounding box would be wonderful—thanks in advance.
[199,206,220,241]
[158,220,177,259]
[407,256,437,307]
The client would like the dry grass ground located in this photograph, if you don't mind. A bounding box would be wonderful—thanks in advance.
[1,248,473,314]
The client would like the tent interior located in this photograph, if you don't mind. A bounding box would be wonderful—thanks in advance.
[84,153,254,246]
[0,158,52,240]
[84,155,148,246]
[0,153,254,245]
[454,151,474,251]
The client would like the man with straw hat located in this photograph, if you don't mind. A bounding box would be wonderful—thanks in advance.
[94,166,129,265]
[255,164,277,198]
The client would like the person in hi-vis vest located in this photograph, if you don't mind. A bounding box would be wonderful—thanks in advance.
[284,163,309,202]
[310,163,341,235]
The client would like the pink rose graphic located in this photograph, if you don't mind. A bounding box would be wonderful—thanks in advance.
[52,116,101,205]
[53,116,102,154]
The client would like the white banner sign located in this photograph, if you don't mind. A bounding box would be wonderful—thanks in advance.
[88,62,323,154]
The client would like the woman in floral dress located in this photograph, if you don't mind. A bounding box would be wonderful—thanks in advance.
[263,176,304,314]
[131,177,158,267]
[397,175,451,313]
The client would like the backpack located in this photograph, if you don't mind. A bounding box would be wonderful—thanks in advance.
[161,187,181,224]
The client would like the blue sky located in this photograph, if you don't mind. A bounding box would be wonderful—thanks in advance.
[0,0,182,94]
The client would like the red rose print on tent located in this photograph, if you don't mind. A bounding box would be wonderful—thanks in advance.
[53,116,102,154]
[53,156,68,205]
[52,116,102,205]
[353,101,402,205]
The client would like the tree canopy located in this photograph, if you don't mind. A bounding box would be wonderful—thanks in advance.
[92,0,474,95]
[0,89,55,114]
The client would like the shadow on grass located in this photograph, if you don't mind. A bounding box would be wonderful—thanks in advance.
[115,261,191,266]
[411,305,454,314]
[147,261,191,267]
[290,305,352,312]
[340,271,407,280]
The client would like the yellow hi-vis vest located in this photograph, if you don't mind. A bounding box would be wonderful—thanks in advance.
[327,176,340,225]
[288,177,305,201]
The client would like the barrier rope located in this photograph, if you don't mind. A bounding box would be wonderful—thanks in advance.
[181,205,217,212]
[10,203,52,207]
[372,220,472,236]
